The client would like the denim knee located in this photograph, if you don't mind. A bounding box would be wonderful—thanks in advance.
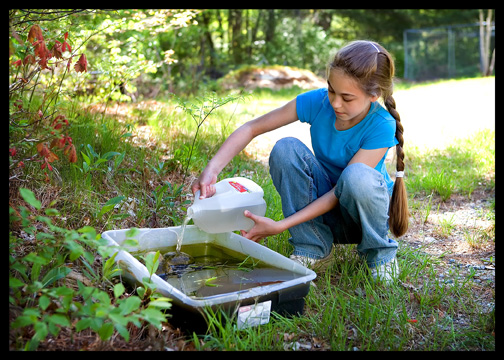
[336,162,378,202]
[269,137,303,168]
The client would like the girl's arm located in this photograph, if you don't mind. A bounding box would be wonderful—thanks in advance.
[241,147,388,242]
[193,99,299,198]
[241,186,339,242]
[348,147,388,168]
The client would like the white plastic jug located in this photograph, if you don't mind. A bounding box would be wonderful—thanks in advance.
[187,177,267,233]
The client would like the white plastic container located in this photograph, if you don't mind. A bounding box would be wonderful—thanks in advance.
[101,225,316,331]
[187,177,266,233]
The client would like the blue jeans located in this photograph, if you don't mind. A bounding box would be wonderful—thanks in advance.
[269,137,398,268]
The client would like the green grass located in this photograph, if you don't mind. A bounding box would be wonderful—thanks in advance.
[405,129,495,201]
[9,78,495,350]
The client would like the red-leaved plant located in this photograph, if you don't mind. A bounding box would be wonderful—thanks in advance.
[9,24,87,180]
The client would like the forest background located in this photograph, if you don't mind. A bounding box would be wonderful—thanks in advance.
[9,9,493,100]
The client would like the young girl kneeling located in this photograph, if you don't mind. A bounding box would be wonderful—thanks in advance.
[192,40,409,284]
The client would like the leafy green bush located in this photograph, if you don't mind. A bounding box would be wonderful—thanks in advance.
[9,188,172,350]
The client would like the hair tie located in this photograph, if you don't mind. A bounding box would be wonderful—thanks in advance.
[369,42,380,53]
[395,171,404,178]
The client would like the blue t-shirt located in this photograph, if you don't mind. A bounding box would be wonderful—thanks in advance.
[296,88,398,192]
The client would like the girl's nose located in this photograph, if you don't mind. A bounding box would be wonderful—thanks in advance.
[331,97,342,109]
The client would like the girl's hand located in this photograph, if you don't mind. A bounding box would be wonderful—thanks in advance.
[191,171,218,199]
[240,210,285,242]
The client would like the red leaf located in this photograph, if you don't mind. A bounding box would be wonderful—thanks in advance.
[74,54,87,73]
[52,41,63,59]
[13,59,21,67]
[34,40,51,69]
[27,25,43,43]
[9,148,17,157]
[62,41,72,53]
[64,32,68,41]
[68,144,77,163]
[46,151,59,163]
[23,54,35,65]
[37,143,49,157]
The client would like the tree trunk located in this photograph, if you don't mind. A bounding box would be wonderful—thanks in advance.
[265,9,276,43]
[479,9,494,76]
[230,9,243,64]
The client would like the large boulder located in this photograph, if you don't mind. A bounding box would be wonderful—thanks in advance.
[219,65,326,91]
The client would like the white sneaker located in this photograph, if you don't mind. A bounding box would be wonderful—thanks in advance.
[290,245,335,273]
[371,257,400,284]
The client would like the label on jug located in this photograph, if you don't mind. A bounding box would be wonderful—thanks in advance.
[229,181,249,193]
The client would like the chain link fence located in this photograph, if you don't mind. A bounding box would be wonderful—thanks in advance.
[403,23,495,81]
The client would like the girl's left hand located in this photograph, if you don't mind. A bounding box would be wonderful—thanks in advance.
[240,210,284,242]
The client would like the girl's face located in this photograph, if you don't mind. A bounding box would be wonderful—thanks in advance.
[327,68,378,129]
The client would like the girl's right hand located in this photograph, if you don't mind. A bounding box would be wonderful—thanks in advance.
[191,171,218,199]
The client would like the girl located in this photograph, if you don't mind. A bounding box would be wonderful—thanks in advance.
[191,40,409,283]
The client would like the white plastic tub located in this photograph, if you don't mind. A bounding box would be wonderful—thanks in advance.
[101,225,316,331]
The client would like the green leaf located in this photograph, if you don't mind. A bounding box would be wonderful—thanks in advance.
[38,295,51,311]
[103,252,118,279]
[103,151,121,160]
[48,314,70,327]
[54,286,74,296]
[94,158,107,166]
[41,267,71,288]
[114,322,130,342]
[140,308,167,329]
[118,296,141,315]
[113,283,125,299]
[75,318,93,332]
[105,196,125,206]
[125,227,140,238]
[136,286,145,298]
[98,204,115,217]
[111,213,130,220]
[78,225,97,238]
[33,321,48,342]
[48,321,60,337]
[45,208,60,216]
[12,315,36,328]
[98,196,125,217]
[9,276,25,288]
[142,251,161,276]
[81,152,91,166]
[23,252,50,265]
[98,322,114,341]
[19,188,41,210]
[147,298,172,310]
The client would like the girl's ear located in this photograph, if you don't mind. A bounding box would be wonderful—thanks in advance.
[370,93,380,103]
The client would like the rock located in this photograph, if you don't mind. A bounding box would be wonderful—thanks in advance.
[219,65,326,91]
